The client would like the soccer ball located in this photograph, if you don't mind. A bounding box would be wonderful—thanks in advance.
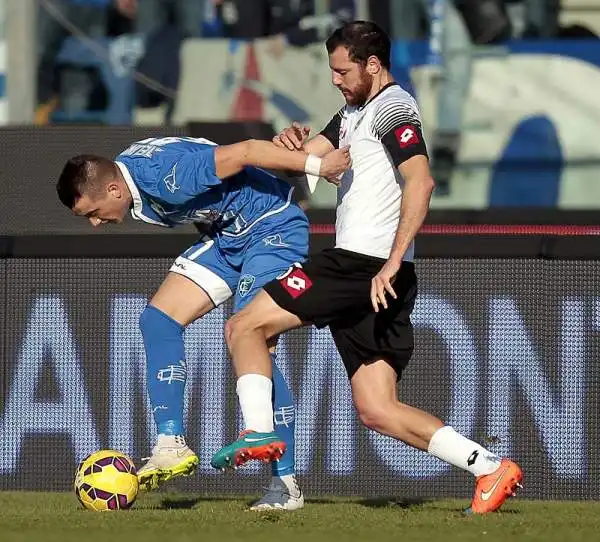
[74,450,139,511]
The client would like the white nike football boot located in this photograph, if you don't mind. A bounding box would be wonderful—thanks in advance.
[137,435,199,491]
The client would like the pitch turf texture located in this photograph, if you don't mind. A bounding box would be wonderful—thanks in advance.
[2,492,599,542]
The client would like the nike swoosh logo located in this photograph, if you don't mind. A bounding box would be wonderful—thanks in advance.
[480,467,509,501]
[244,437,275,443]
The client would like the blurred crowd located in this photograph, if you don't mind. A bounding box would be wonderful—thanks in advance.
[35,0,598,194]
[37,0,585,121]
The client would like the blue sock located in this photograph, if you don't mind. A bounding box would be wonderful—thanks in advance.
[271,354,295,477]
[139,305,186,436]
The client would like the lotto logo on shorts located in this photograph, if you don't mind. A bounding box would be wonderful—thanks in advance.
[395,125,420,148]
[280,268,313,299]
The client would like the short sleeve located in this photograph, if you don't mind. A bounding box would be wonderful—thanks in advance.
[319,108,344,148]
[372,100,429,167]
[119,142,222,205]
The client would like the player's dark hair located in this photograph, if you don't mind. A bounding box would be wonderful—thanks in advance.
[56,154,116,208]
[326,21,391,70]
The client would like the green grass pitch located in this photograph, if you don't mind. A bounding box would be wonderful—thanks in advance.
[2,491,599,542]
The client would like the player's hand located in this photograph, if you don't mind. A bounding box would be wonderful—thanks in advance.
[371,259,400,312]
[273,122,311,150]
[320,145,351,182]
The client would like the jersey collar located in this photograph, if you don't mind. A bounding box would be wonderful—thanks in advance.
[358,81,399,111]
[115,160,166,226]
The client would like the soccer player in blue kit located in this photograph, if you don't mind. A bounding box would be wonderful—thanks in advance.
[56,135,350,510]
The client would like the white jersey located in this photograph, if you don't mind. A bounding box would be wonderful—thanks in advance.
[320,83,428,261]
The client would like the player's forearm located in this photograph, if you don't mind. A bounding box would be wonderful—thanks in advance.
[302,134,335,156]
[283,135,335,178]
[214,139,313,179]
[389,175,435,264]
[243,139,313,173]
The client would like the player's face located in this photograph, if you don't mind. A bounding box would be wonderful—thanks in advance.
[329,46,373,106]
[72,183,129,227]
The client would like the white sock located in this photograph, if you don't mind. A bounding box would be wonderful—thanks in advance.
[427,426,501,477]
[236,374,274,432]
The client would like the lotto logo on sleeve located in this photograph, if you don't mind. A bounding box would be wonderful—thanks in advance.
[394,125,420,148]
[280,267,313,299]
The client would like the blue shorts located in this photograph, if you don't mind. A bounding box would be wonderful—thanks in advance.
[169,209,308,312]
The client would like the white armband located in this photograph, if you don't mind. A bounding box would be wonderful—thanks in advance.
[304,154,322,176]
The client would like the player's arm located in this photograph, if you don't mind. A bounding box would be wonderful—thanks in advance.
[274,123,336,157]
[389,155,435,264]
[214,139,347,180]
[379,106,434,263]
[370,104,435,312]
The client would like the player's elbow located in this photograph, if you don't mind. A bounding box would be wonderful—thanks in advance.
[215,139,257,178]
[406,173,435,195]
[424,175,436,194]
[238,139,258,166]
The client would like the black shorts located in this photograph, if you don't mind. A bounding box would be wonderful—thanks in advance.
[264,248,418,379]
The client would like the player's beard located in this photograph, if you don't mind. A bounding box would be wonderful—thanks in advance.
[342,69,374,107]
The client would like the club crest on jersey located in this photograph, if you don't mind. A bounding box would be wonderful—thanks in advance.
[238,274,255,297]
[164,164,180,194]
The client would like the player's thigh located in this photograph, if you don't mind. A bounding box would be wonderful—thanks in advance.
[226,290,304,344]
[150,273,215,326]
[331,265,418,388]
[151,237,238,325]
[350,360,398,411]
[258,249,376,329]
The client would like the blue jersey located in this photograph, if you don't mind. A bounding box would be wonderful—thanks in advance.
[115,136,297,237]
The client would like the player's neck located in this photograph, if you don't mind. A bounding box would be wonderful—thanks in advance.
[115,166,134,207]
[366,72,395,103]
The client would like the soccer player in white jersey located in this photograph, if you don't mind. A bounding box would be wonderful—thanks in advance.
[211,21,523,514]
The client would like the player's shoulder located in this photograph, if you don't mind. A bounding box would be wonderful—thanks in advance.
[370,84,422,136]
[372,84,420,115]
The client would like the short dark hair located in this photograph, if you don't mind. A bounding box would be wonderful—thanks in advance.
[326,21,391,70]
[56,154,116,208]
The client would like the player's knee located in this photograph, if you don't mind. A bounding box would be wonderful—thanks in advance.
[354,400,389,433]
[139,304,183,343]
[225,311,268,346]
[224,312,250,345]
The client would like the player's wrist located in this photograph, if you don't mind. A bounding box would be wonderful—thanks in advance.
[388,249,405,266]
[304,154,322,177]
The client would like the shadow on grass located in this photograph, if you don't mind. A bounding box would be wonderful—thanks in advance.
[158,495,522,515]
[358,497,431,509]
[159,495,242,509]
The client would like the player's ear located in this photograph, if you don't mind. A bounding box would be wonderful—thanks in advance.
[106,181,122,199]
[366,55,380,75]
